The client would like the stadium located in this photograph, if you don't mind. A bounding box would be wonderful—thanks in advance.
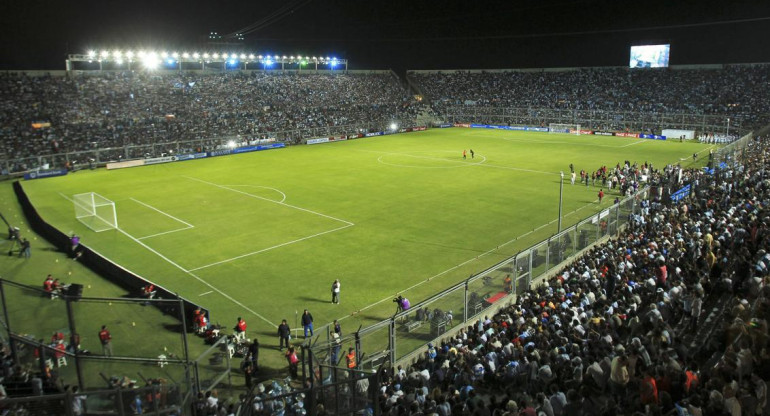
[2,1,770,415]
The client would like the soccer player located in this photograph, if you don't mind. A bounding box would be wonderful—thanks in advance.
[598,189,605,203]
[462,149,467,159]
[470,149,475,159]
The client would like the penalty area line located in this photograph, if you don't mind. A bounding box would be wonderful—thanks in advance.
[188,223,354,272]
[58,193,278,328]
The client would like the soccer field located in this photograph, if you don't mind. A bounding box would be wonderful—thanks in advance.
[20,128,712,342]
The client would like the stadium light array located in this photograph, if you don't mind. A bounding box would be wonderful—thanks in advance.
[67,49,348,71]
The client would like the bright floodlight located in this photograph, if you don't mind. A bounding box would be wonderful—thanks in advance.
[182,52,189,58]
[126,51,134,58]
[115,59,123,65]
[240,53,246,59]
[193,52,200,59]
[166,59,175,65]
[257,55,263,59]
[326,56,330,60]
[227,140,236,149]
[390,123,398,131]
[161,52,168,58]
[202,53,209,58]
[112,50,121,58]
[88,50,96,58]
[142,54,160,69]
[172,52,179,58]
[100,50,109,58]
[213,53,219,59]
[228,59,237,65]
[248,54,255,59]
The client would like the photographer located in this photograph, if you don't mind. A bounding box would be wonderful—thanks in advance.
[393,295,410,314]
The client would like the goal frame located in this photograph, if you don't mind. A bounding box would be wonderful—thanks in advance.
[73,192,118,232]
[549,123,581,135]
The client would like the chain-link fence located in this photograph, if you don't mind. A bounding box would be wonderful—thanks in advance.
[0,278,204,413]
[310,188,649,371]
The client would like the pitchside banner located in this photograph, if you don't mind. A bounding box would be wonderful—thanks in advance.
[144,156,177,165]
[176,152,208,161]
[23,168,68,180]
[639,134,667,140]
[471,124,549,132]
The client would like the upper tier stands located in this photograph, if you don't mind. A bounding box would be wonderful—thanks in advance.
[0,71,419,171]
[410,65,770,134]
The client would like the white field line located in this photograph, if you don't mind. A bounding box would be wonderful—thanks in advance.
[58,193,278,328]
[222,185,287,203]
[619,140,647,147]
[184,176,354,226]
[363,149,554,175]
[137,227,193,240]
[199,291,213,296]
[189,223,353,272]
[377,154,488,169]
[183,176,355,270]
[128,198,195,240]
[335,200,594,323]
[129,198,194,227]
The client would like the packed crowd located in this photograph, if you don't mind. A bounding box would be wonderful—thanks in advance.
[0,71,420,170]
[361,137,770,415]
[412,65,770,132]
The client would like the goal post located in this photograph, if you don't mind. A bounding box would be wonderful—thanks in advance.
[74,192,118,232]
[549,123,581,135]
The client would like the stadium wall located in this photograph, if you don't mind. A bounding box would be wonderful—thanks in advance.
[11,180,210,328]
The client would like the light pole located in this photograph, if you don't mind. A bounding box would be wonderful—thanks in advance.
[726,117,731,140]
[558,171,564,233]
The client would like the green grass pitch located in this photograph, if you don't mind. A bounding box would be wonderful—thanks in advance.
[14,128,712,370]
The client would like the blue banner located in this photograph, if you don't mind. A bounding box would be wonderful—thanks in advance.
[670,184,691,202]
[232,146,261,154]
[24,169,68,180]
[439,123,453,128]
[639,134,667,140]
[231,143,286,153]
[208,149,232,157]
[365,132,384,137]
[471,124,549,132]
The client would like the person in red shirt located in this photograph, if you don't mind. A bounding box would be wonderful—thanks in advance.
[234,317,247,340]
[142,284,156,299]
[99,325,113,357]
[43,275,55,297]
[54,341,66,359]
[640,369,658,406]
[598,189,605,203]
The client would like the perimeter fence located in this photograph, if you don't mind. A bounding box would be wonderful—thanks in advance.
[0,279,236,414]
[309,186,650,372]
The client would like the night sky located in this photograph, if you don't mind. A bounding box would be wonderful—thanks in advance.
[2,0,770,71]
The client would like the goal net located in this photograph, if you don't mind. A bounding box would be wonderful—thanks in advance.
[73,192,118,232]
[549,123,581,135]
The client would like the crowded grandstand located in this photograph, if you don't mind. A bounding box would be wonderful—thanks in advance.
[0,16,768,414]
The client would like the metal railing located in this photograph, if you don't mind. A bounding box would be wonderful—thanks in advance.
[310,187,649,371]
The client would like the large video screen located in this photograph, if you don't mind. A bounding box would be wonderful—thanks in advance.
[629,44,670,68]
